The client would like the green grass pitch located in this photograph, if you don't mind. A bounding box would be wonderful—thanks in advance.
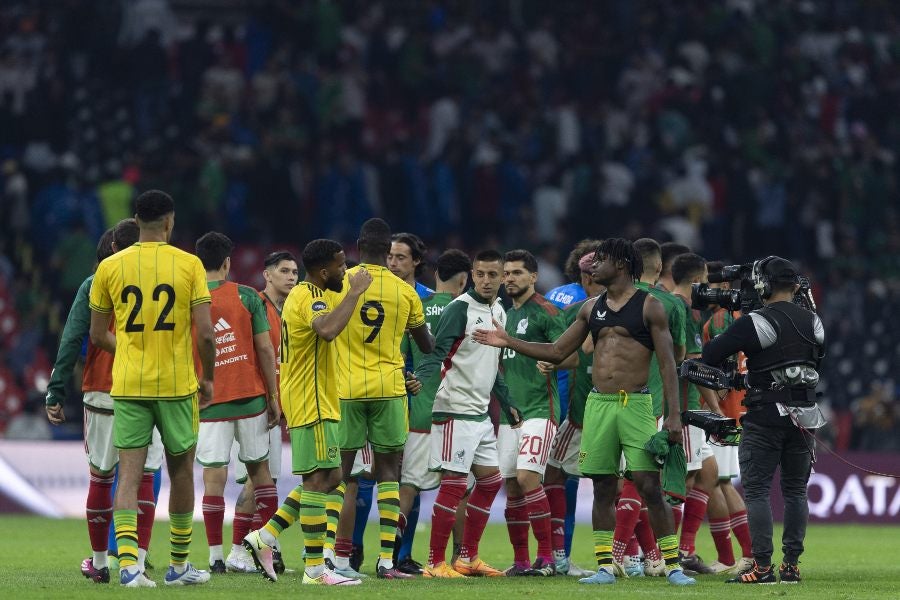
[0,516,896,598]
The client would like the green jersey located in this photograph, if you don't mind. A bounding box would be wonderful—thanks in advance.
[635,282,686,416]
[402,292,454,432]
[561,298,592,427]
[675,293,704,412]
[500,293,566,424]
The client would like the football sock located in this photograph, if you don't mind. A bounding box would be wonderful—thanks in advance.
[254,484,279,528]
[679,488,710,554]
[300,490,328,569]
[263,485,302,541]
[86,473,114,553]
[325,481,345,554]
[710,517,735,565]
[398,494,420,560]
[201,494,225,552]
[137,472,156,552]
[563,476,578,555]
[377,482,401,567]
[232,511,254,546]
[658,533,680,570]
[169,511,193,567]
[107,470,119,556]
[635,508,661,561]
[334,537,352,569]
[114,509,139,569]
[525,486,553,561]
[428,476,467,565]
[505,494,530,565]
[612,480,642,563]
[353,477,375,546]
[592,529,613,569]
[461,472,502,560]
[625,536,640,557]
[544,483,566,553]
[730,509,753,557]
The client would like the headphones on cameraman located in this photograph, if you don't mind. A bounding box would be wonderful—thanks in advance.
[751,256,777,300]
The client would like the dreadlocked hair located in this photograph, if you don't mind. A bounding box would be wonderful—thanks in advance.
[598,238,643,281]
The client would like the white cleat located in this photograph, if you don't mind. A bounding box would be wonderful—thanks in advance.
[226,546,260,573]
[303,568,363,585]
[643,558,666,577]
[242,529,277,582]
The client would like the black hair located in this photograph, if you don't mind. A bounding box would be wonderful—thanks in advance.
[113,218,139,251]
[264,250,297,268]
[135,189,175,222]
[96,228,116,263]
[598,238,643,281]
[504,249,538,273]
[473,249,504,265]
[302,239,344,272]
[563,239,602,282]
[195,231,234,271]
[671,253,707,285]
[359,218,392,257]
[436,249,472,282]
[633,237,661,274]
[392,232,427,276]
[660,242,690,276]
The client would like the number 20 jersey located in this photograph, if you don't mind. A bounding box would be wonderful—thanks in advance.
[333,264,425,401]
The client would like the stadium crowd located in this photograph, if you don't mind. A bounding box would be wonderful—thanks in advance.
[1,0,899,452]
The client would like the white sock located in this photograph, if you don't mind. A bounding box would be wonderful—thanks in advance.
[209,544,224,563]
[324,547,336,562]
[230,543,245,556]
[260,529,277,547]
[334,556,350,569]
[137,548,147,571]
[380,558,394,570]
[93,551,108,569]
[122,564,141,575]
[306,564,325,578]
[171,562,187,574]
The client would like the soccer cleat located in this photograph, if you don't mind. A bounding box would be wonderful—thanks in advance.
[624,555,644,577]
[552,550,569,575]
[349,543,365,572]
[273,550,285,574]
[396,556,424,575]
[451,557,505,577]
[726,561,776,584]
[81,558,110,583]
[643,558,666,577]
[242,530,277,582]
[303,569,363,585]
[579,567,616,584]
[565,561,595,577]
[667,568,697,586]
[325,558,367,579]
[679,552,714,575]
[423,562,466,578]
[164,563,211,586]
[779,562,801,584]
[530,557,557,577]
[734,556,755,573]
[504,564,533,576]
[226,547,259,573]
[209,559,226,574]
[120,569,157,588]
[376,559,414,579]
[610,559,628,578]
[707,560,736,574]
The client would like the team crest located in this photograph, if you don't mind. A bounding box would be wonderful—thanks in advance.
[454,449,466,464]
[327,446,338,460]
[579,451,587,465]
[516,318,529,335]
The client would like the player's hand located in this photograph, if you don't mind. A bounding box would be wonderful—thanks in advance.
[266,394,281,429]
[472,318,509,348]
[509,407,524,429]
[348,267,373,295]
[405,371,422,395]
[45,403,65,425]
[536,361,555,375]
[198,379,214,410]
[663,414,684,445]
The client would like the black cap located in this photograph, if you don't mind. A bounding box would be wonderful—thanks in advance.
[763,257,799,282]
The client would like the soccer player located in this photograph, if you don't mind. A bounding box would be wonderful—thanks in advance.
[228,251,299,574]
[88,190,215,587]
[498,250,568,576]
[332,218,434,579]
[544,250,605,575]
[474,238,696,586]
[397,249,471,573]
[414,249,522,579]
[193,232,281,574]
[245,239,372,585]
[656,242,690,292]
[46,219,163,583]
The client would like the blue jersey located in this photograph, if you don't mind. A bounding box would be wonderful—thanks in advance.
[544,283,586,419]
[415,281,435,299]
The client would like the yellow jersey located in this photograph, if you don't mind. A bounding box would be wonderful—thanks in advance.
[334,264,425,401]
[280,281,340,427]
[88,242,211,400]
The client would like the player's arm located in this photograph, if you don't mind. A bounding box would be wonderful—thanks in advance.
[646,295,683,444]
[698,385,724,415]
[253,331,280,427]
[700,315,760,368]
[46,279,93,422]
[671,301,687,363]
[473,301,590,363]
[312,268,373,340]
[192,301,215,407]
[536,308,580,373]
[89,311,116,354]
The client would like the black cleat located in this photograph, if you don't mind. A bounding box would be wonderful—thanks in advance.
[779,562,801,584]
[209,560,226,574]
[349,544,364,573]
[396,557,424,575]
[679,552,714,575]
[272,550,285,574]
[726,561,776,584]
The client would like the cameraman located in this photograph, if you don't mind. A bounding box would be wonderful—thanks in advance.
[700,257,824,585]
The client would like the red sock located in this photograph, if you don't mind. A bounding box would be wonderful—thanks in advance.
[86,473,114,551]
[505,495,530,565]
[335,537,352,559]
[137,472,156,551]
[545,483,566,553]
[710,517,735,565]
[429,476,468,565]
[461,472,502,560]
[635,508,661,561]
[625,535,639,556]
[252,513,263,530]
[202,495,226,546]
[730,510,752,557]
[672,504,684,534]
[612,480,642,563]
[232,512,254,546]
[679,488,710,554]
[253,484,279,526]
[525,487,553,561]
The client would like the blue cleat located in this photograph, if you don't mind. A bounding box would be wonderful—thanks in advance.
[164,563,211,586]
[624,555,644,577]
[579,567,616,584]
[667,568,696,586]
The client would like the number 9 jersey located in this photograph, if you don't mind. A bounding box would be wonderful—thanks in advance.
[333,264,426,401]
[88,241,211,400]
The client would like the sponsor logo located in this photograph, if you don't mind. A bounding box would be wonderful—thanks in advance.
[516,318,529,335]
[213,317,232,332]
[596,311,607,320]
[312,300,328,311]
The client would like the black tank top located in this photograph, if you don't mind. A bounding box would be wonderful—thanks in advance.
[589,289,654,350]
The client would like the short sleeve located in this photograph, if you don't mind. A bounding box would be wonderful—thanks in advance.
[406,287,425,329]
[670,299,686,346]
[190,258,212,307]
[240,286,270,335]
[88,262,113,313]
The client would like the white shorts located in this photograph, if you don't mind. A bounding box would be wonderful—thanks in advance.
[351,442,373,477]
[546,419,582,476]
[683,424,714,472]
[234,425,283,483]
[498,419,557,479]
[83,398,163,473]
[196,412,271,467]
[711,443,739,479]
[429,418,497,475]
[401,431,441,490]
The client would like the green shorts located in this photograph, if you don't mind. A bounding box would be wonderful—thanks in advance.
[114,395,199,456]
[339,397,408,453]
[290,420,341,475]
[579,390,658,476]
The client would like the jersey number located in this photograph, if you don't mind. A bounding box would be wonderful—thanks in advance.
[503,348,517,359]
[280,319,289,363]
[359,300,385,343]
[518,434,543,456]
[121,284,176,332]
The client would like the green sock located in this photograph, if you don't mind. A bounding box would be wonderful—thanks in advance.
[300,490,329,568]
[114,509,139,569]
[658,534,680,568]
[169,512,193,567]
[264,484,303,540]
[593,530,613,569]
[325,482,345,553]
[377,482,400,562]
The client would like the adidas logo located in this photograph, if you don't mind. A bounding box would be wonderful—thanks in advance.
[596,310,607,320]
[214,317,232,332]
[88,516,108,524]
[527,457,538,464]
[475,317,484,325]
